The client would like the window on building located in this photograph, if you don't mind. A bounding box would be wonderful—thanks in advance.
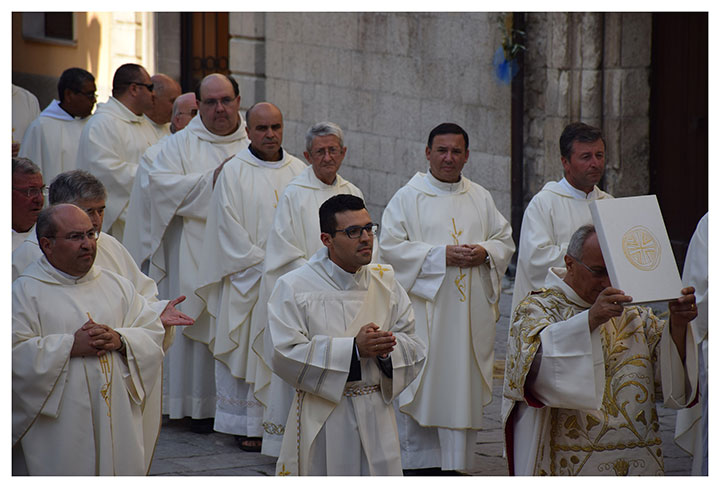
[22,12,75,44]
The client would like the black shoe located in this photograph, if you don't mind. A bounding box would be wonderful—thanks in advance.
[189,418,215,434]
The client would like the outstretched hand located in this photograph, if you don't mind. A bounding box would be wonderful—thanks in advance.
[161,296,195,327]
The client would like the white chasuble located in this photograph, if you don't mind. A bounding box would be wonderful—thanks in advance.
[133,114,248,420]
[250,165,364,455]
[19,99,88,184]
[76,97,161,240]
[511,180,612,317]
[268,249,425,475]
[12,258,165,475]
[380,172,514,426]
[193,147,305,376]
[503,267,698,475]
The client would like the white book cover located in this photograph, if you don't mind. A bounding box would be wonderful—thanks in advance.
[589,195,682,303]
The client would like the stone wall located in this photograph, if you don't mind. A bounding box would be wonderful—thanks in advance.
[229,12,513,222]
[522,12,652,204]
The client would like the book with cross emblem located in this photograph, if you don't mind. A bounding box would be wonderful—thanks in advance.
[590,195,682,303]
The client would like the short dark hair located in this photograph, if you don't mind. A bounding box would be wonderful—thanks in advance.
[49,170,107,205]
[58,68,95,102]
[112,63,146,97]
[427,122,469,150]
[559,122,604,160]
[319,194,366,235]
[195,73,239,101]
[36,206,60,242]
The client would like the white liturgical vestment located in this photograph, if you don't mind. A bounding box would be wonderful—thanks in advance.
[19,99,89,184]
[12,258,165,475]
[12,227,33,252]
[12,84,40,147]
[512,179,612,317]
[674,212,708,475]
[379,171,515,470]
[268,248,426,475]
[251,165,364,455]
[192,146,305,436]
[128,113,249,420]
[76,96,160,240]
[502,267,698,475]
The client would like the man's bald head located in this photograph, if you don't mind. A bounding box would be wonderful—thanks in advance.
[37,204,98,277]
[245,102,284,161]
[171,92,198,133]
[196,73,241,136]
[146,74,181,125]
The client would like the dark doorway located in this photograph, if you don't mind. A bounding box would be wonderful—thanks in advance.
[180,12,230,93]
[649,12,708,271]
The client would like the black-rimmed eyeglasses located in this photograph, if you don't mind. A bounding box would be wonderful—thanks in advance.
[330,223,379,239]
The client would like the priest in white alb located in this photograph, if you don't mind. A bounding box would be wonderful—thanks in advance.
[123,91,198,274]
[379,123,515,473]
[142,74,181,140]
[193,101,305,451]
[19,68,96,184]
[126,73,249,425]
[674,212,708,475]
[511,122,612,318]
[503,224,698,475]
[251,121,365,456]
[76,63,159,241]
[12,204,165,475]
[268,194,426,475]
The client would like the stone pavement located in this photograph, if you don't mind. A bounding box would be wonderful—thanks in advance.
[148,279,693,476]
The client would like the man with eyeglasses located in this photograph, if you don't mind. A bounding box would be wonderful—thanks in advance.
[379,122,515,474]
[143,74,182,139]
[19,68,96,184]
[511,122,613,326]
[124,73,249,429]
[12,204,165,475]
[250,121,366,456]
[267,194,425,475]
[192,101,304,451]
[12,157,45,251]
[503,224,698,475]
[76,63,161,242]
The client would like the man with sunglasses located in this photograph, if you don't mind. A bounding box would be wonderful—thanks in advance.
[12,204,165,475]
[143,74,182,139]
[193,101,305,451]
[76,63,161,242]
[267,194,426,475]
[503,224,698,475]
[250,121,366,456]
[379,122,515,474]
[19,67,96,184]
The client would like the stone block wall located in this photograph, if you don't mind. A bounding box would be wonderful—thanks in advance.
[523,12,652,204]
[229,12,513,223]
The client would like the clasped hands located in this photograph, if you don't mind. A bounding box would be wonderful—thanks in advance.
[71,315,123,357]
[446,244,488,268]
[355,323,396,359]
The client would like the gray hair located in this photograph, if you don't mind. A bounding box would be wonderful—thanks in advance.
[305,121,344,152]
[566,224,596,261]
[49,170,107,205]
[12,157,41,176]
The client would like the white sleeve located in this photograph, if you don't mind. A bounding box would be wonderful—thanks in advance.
[408,245,446,301]
[527,310,605,410]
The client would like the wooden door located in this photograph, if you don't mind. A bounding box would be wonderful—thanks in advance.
[180,12,229,92]
[649,12,708,271]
